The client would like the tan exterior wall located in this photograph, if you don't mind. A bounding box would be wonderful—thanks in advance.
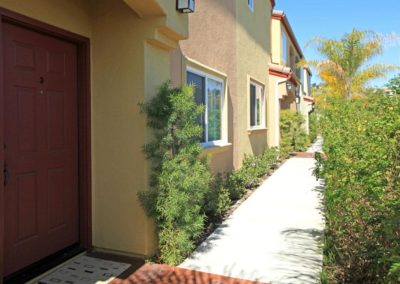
[235,0,271,167]
[271,19,281,65]
[0,0,188,258]
[172,0,272,173]
[0,0,92,37]
[172,0,236,173]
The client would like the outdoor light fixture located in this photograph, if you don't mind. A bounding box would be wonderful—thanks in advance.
[295,95,301,104]
[177,0,195,13]
[286,81,293,91]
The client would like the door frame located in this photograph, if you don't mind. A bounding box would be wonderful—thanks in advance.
[0,8,92,279]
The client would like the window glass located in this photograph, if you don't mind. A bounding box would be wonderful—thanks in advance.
[282,32,287,65]
[207,78,222,141]
[248,0,254,11]
[187,71,206,141]
[250,84,256,127]
[187,70,224,143]
[295,56,301,79]
[250,82,264,128]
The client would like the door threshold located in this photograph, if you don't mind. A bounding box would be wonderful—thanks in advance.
[4,245,85,284]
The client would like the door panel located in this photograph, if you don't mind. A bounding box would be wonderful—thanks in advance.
[3,22,79,276]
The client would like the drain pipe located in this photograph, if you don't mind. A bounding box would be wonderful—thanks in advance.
[275,78,289,147]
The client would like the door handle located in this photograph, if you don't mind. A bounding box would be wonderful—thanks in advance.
[3,160,9,187]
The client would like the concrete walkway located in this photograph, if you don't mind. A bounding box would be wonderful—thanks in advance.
[180,139,325,284]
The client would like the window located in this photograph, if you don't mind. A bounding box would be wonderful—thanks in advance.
[295,56,301,79]
[281,31,287,65]
[187,68,225,144]
[248,0,254,11]
[250,81,265,128]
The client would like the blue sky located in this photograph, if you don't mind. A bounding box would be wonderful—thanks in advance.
[275,0,400,87]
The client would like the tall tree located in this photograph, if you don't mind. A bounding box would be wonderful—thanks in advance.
[386,73,400,95]
[306,29,398,100]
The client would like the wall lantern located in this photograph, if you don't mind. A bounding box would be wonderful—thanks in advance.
[295,95,301,104]
[177,0,195,13]
[286,81,293,91]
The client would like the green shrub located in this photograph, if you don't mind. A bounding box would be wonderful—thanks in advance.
[226,147,279,200]
[226,167,250,200]
[280,110,310,158]
[156,155,210,265]
[138,82,211,265]
[309,112,318,142]
[204,174,231,222]
[387,262,400,284]
[316,94,400,283]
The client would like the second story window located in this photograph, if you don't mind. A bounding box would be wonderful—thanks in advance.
[295,56,301,79]
[248,0,254,11]
[282,31,287,65]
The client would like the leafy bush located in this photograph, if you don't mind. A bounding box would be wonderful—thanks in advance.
[316,94,400,283]
[387,262,400,284]
[156,155,210,265]
[226,147,279,200]
[280,110,310,158]
[309,112,318,142]
[203,173,231,222]
[139,82,280,265]
[139,82,211,265]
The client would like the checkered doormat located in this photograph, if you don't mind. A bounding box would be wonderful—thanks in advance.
[37,255,131,284]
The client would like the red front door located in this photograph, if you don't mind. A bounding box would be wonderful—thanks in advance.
[3,22,79,276]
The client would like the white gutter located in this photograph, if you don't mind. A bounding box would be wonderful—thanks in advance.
[269,63,292,74]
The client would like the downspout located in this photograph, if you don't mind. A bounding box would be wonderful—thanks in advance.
[275,78,289,146]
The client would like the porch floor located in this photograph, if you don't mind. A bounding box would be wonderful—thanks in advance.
[25,252,144,284]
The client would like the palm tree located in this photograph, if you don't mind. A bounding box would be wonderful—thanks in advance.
[306,29,398,100]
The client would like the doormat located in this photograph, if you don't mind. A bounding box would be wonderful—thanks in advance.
[37,255,131,284]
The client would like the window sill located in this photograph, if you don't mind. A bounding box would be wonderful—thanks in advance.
[247,127,268,134]
[201,142,232,155]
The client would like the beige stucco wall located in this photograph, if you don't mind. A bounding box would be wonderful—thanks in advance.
[0,0,188,258]
[271,18,281,65]
[268,75,285,146]
[172,0,272,173]
[0,0,92,37]
[171,0,236,173]
[235,0,271,167]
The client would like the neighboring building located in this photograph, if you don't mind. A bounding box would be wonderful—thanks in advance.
[269,10,313,143]
[0,0,189,278]
[300,66,315,134]
[171,0,275,172]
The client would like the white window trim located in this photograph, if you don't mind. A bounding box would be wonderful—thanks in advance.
[186,66,227,148]
[248,0,254,11]
[249,80,266,130]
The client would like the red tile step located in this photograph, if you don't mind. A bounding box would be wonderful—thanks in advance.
[109,263,268,284]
